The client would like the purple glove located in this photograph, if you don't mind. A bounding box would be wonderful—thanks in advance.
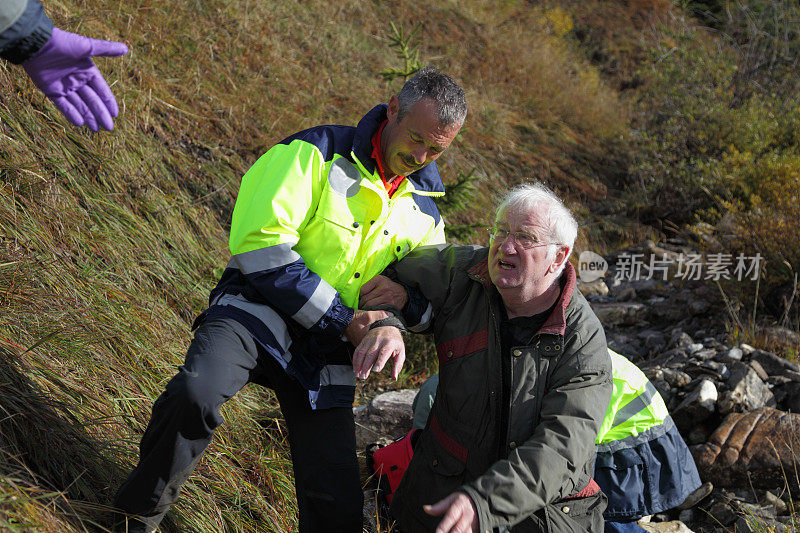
[23,27,128,132]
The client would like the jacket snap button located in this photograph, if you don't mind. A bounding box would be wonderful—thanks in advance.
[383,230,389,235]
[562,506,570,514]
[544,345,551,351]
[432,459,438,467]
[446,350,453,359]
[354,272,360,278]
[396,246,401,252]
[512,349,522,357]
[352,222,359,228]
[509,441,517,449]
[554,345,561,350]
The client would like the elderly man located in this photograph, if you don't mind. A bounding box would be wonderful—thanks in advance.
[355,183,612,532]
[114,67,466,533]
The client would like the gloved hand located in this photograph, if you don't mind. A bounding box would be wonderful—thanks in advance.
[23,27,128,132]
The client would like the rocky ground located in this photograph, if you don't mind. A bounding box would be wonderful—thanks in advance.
[355,240,800,532]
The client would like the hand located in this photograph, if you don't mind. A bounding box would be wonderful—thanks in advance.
[23,28,128,131]
[344,309,389,347]
[359,275,408,310]
[424,492,478,533]
[352,326,405,380]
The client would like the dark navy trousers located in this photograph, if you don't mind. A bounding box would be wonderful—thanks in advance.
[114,318,362,532]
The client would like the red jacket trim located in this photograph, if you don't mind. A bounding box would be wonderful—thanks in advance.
[431,413,468,462]
[436,329,489,364]
[565,478,601,499]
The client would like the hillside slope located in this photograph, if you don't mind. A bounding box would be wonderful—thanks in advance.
[0,0,670,530]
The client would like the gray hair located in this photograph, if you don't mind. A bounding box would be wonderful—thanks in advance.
[397,66,467,127]
[495,183,578,276]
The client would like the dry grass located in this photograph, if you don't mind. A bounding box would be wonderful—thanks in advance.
[0,0,651,530]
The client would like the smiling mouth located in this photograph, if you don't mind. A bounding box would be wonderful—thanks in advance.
[499,259,516,270]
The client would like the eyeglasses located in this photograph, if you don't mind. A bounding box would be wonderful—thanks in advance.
[488,227,559,249]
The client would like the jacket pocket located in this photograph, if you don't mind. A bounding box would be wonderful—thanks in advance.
[594,448,647,520]
[541,490,607,533]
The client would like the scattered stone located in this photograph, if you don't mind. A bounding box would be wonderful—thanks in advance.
[577,278,609,298]
[688,343,704,354]
[751,350,800,379]
[748,360,770,382]
[740,343,755,355]
[673,378,717,430]
[735,516,786,533]
[592,301,647,326]
[670,330,694,350]
[726,347,743,361]
[763,491,788,515]
[719,363,774,414]
[640,520,694,533]
[677,481,714,510]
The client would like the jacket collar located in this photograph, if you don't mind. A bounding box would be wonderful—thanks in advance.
[352,104,445,194]
[468,258,577,337]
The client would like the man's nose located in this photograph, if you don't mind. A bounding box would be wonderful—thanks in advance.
[500,235,517,253]
[411,147,427,165]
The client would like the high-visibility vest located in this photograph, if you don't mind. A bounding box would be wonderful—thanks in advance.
[596,349,670,447]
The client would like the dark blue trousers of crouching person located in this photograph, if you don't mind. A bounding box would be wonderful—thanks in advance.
[113,317,363,533]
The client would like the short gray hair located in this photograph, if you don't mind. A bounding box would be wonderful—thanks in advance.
[397,66,467,127]
[496,183,578,275]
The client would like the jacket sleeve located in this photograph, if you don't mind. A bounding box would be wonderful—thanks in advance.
[461,318,612,530]
[0,0,53,64]
[227,139,354,336]
[384,197,446,331]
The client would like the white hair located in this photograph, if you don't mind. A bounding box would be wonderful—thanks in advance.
[495,183,578,276]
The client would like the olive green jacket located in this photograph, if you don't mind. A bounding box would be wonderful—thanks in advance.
[388,244,612,532]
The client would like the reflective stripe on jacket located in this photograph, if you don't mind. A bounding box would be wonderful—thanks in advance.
[594,350,702,520]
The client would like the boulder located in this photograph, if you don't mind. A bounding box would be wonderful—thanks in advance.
[354,389,416,449]
[691,408,800,492]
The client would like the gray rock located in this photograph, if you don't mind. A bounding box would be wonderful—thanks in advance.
[670,330,694,350]
[688,343,704,354]
[707,501,737,526]
[639,329,668,353]
[673,378,717,429]
[740,343,755,355]
[719,362,775,414]
[751,350,800,379]
[749,360,769,381]
[577,278,609,298]
[640,520,694,533]
[763,491,788,515]
[727,347,743,361]
[735,516,785,533]
[354,389,416,449]
[592,302,647,326]
[662,368,692,388]
[693,348,717,361]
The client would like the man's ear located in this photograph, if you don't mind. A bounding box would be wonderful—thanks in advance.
[387,95,400,122]
[550,246,570,273]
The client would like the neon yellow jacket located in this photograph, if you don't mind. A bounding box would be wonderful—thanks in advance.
[205,104,446,407]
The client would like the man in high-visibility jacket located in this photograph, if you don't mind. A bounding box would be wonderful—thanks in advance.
[406,349,702,532]
[114,66,467,533]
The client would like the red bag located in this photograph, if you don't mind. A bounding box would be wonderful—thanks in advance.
[368,429,419,504]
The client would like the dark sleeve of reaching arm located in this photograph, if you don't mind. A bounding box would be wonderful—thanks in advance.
[0,0,53,64]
